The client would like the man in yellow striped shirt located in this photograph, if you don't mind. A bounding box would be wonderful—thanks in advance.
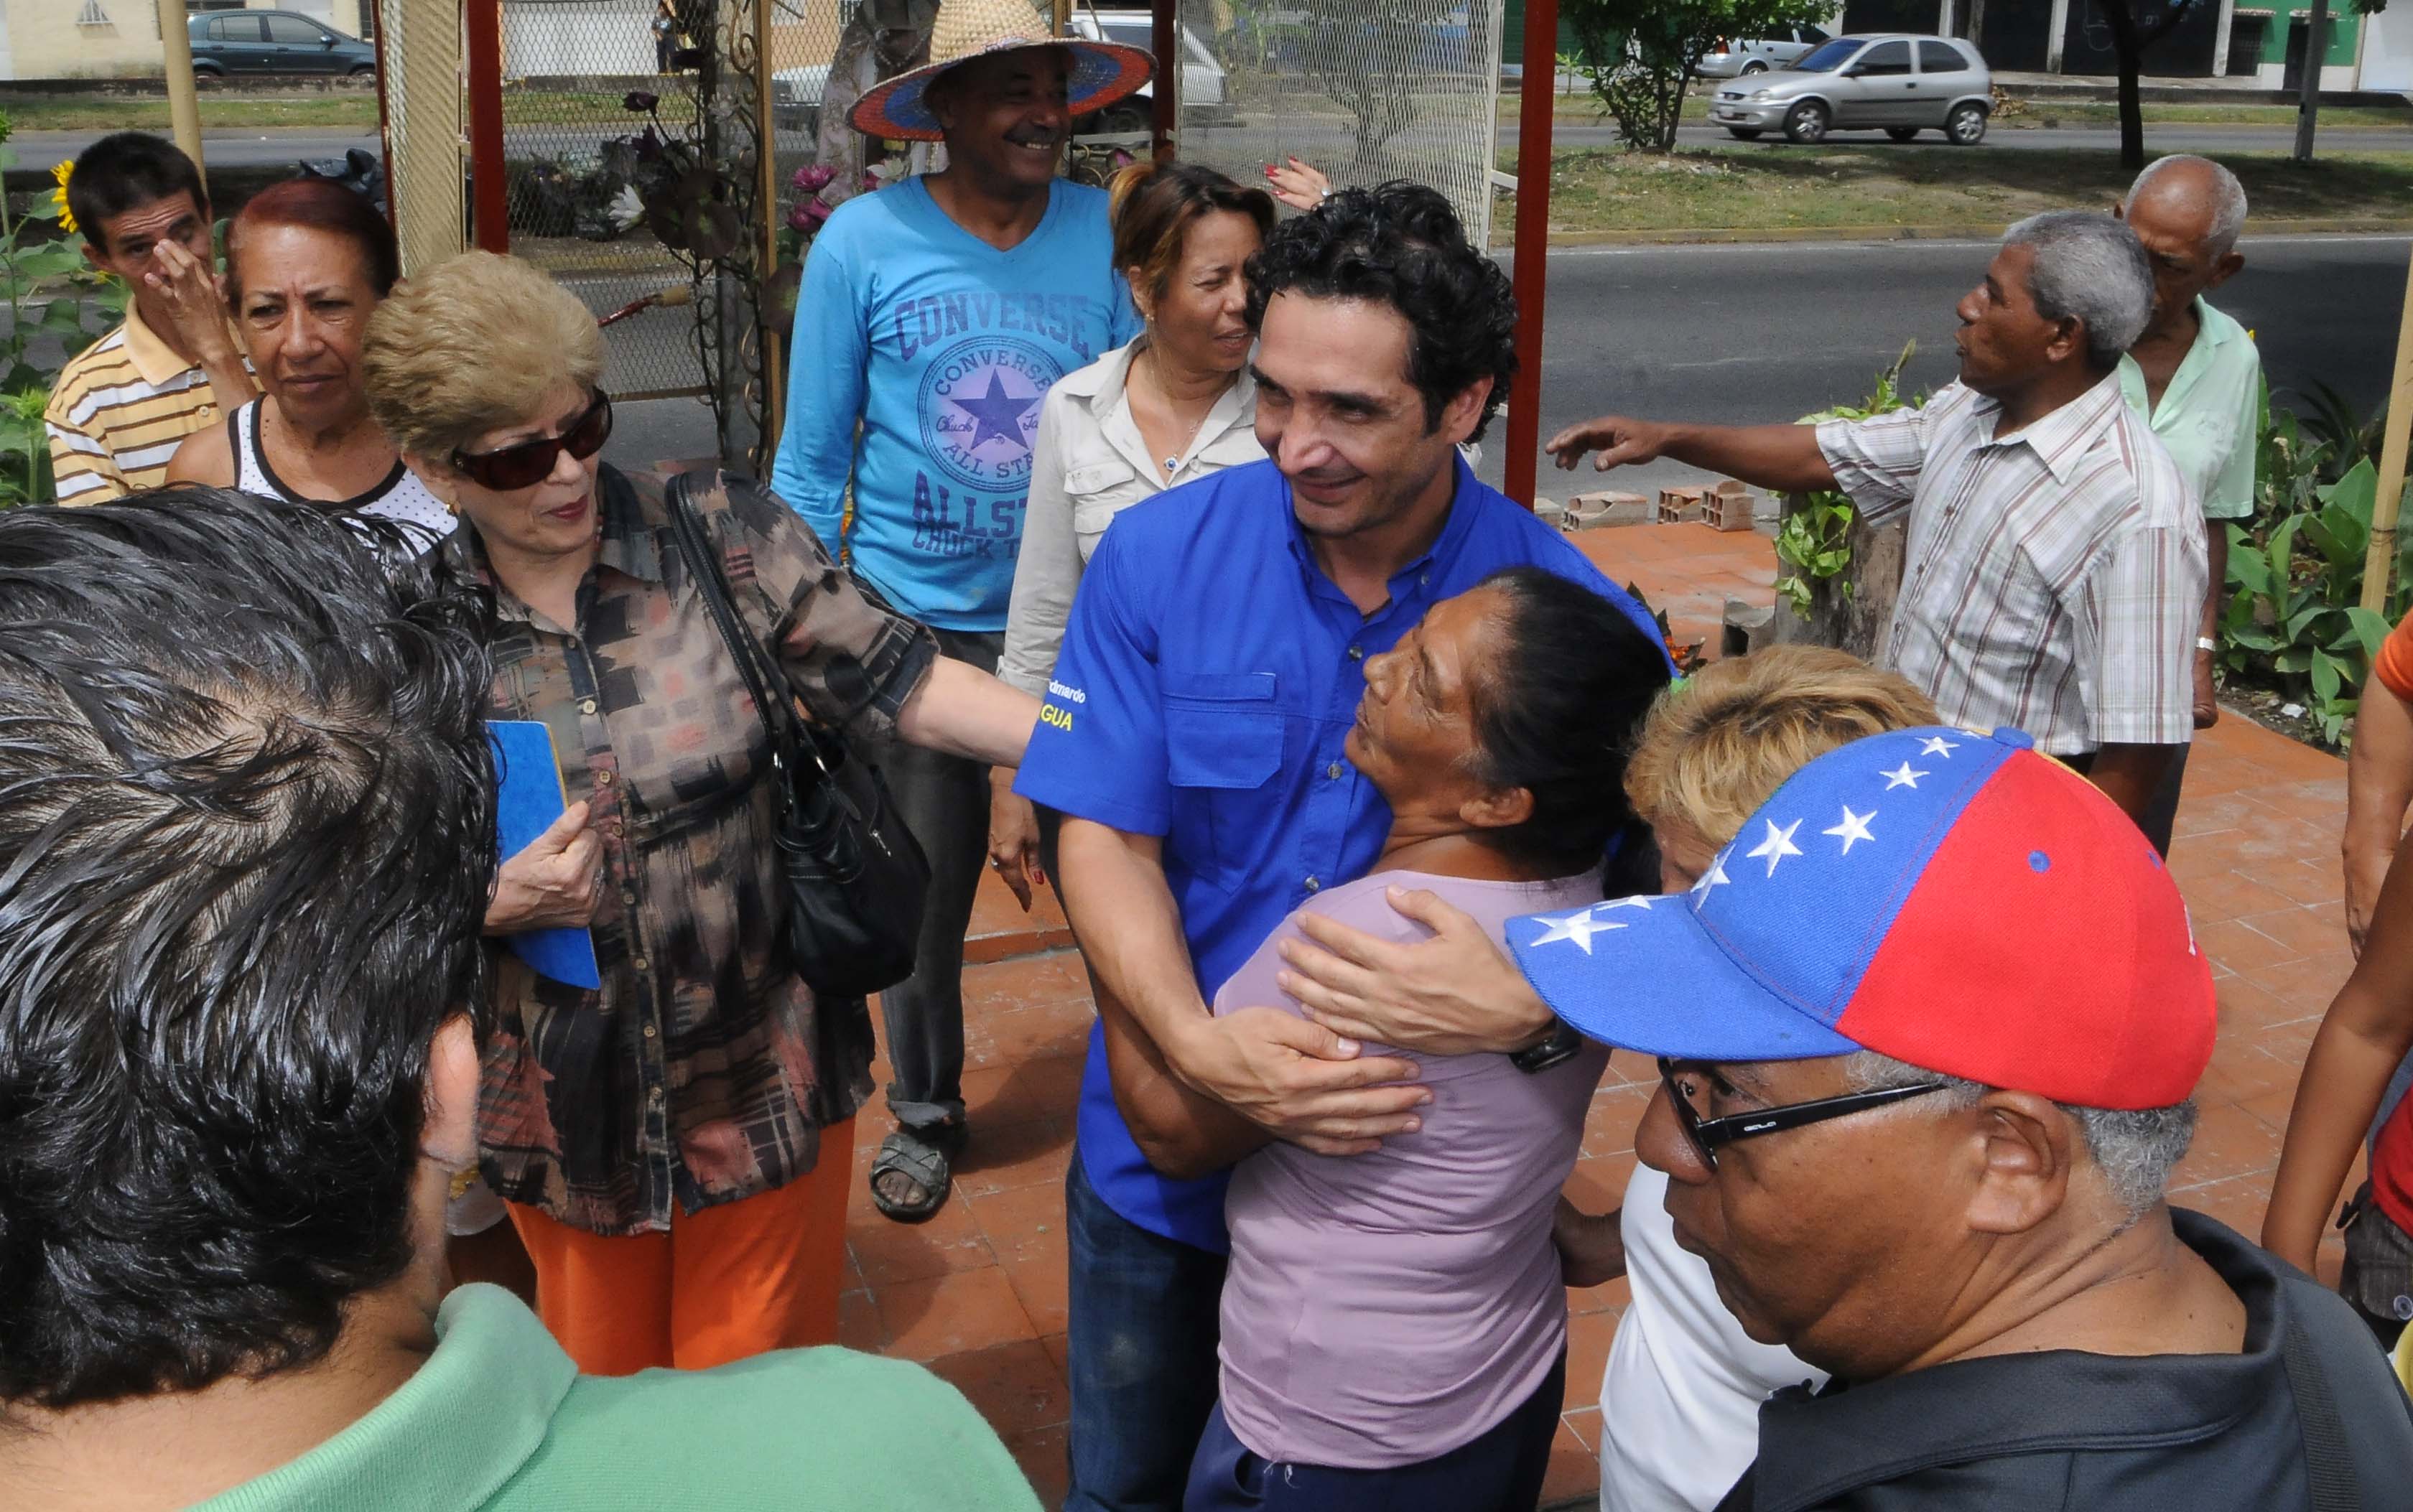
[44,134,256,503]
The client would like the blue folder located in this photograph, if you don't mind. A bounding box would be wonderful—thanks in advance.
[488,720,603,990]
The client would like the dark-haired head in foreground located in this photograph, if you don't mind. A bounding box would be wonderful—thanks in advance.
[1243,181,1516,561]
[0,487,493,1400]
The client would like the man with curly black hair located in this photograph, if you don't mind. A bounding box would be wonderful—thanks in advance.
[0,489,1038,1511]
[1013,181,1669,1512]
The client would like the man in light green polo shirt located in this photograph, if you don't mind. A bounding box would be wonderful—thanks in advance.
[0,488,1040,1512]
[2116,154,2259,735]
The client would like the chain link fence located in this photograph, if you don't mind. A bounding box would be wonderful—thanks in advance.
[482,0,715,398]
[1171,0,1506,246]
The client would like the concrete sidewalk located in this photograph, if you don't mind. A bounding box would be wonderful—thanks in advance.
[842,522,2356,1509]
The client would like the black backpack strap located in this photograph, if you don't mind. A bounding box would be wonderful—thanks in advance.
[2279,1300,2363,1512]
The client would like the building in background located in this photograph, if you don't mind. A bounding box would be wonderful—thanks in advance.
[1837,0,2407,90]
[0,0,374,81]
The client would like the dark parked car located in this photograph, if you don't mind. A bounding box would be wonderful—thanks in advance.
[188,9,377,79]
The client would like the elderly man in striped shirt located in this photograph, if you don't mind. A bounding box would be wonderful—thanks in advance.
[1550,211,2200,854]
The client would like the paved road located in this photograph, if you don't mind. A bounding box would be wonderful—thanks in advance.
[1478,232,2413,498]
[611,233,2413,490]
[11,128,379,172]
[19,118,2413,172]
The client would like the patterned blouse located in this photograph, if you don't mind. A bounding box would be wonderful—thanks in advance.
[468,465,936,1236]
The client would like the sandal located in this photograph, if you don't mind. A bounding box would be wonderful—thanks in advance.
[868,1121,967,1224]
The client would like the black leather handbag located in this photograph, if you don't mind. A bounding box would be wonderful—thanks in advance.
[664,474,930,999]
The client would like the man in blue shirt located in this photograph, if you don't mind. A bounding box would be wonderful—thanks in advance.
[1015,182,1666,1512]
[770,3,1149,1223]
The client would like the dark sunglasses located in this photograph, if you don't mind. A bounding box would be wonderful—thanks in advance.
[451,389,613,491]
[1658,1055,1948,1171]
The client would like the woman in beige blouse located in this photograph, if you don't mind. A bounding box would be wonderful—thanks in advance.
[987,159,1308,899]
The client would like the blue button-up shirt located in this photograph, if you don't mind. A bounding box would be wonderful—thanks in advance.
[1015,455,1664,1250]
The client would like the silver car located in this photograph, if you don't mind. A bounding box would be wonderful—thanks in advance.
[1695,24,1832,80]
[1708,34,1993,146]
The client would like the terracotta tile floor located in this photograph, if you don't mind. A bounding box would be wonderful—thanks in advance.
[847,523,2356,1511]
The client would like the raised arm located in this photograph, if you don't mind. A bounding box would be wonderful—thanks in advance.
[2264,839,2413,1271]
[1056,818,1427,1155]
[144,240,256,415]
[1272,883,1558,1055]
[2346,653,2413,956]
[1546,415,1838,498]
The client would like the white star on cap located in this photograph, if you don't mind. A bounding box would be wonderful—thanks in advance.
[1823,805,1876,854]
[1525,909,1627,954]
[1918,735,1960,758]
[1880,762,1928,790]
[1745,817,1803,877]
[1691,854,1731,897]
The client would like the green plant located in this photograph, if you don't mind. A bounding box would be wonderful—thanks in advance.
[2291,378,2386,484]
[1773,493,1854,617]
[2220,455,2404,745]
[0,111,127,508]
[1561,0,1830,151]
[1773,340,1921,615]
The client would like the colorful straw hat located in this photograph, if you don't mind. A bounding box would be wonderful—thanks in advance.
[848,0,1155,142]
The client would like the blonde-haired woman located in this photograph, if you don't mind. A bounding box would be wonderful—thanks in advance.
[1568,645,1940,1512]
[363,249,1039,1374]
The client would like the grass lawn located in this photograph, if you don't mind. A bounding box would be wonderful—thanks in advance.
[0,89,698,134]
[1996,100,2413,129]
[1497,144,2413,236]
[1507,92,2412,130]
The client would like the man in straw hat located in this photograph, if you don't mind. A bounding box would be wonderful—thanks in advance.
[771,1,1151,1228]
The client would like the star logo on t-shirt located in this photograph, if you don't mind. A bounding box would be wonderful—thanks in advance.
[951,373,1040,454]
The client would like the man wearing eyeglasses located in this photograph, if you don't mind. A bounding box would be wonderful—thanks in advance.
[1505,726,2413,1509]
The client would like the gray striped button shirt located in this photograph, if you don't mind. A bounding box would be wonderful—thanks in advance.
[1816,373,2205,755]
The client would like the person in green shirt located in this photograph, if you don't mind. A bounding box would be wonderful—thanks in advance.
[0,486,1040,1512]
[2114,154,2259,736]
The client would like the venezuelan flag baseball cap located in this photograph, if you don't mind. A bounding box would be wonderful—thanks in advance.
[1507,727,2215,1110]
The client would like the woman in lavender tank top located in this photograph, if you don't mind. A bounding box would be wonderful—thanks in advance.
[1115,567,1670,1511]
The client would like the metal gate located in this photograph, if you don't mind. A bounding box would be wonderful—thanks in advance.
[396,0,844,468]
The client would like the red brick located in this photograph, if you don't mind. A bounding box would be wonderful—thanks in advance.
[874,1266,1038,1363]
[925,1338,1071,1438]
[1003,1423,1070,1508]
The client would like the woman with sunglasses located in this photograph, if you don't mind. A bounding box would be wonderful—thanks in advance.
[165,177,452,545]
[1101,567,1667,1511]
[361,250,1040,1376]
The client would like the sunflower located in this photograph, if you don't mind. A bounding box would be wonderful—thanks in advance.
[50,159,75,236]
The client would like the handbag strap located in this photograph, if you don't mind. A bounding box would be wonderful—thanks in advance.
[660,472,819,789]
[2278,1294,2363,1512]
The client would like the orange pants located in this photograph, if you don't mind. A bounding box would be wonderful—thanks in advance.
[506,1115,856,1375]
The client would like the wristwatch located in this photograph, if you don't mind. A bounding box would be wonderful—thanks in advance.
[1510,1019,1587,1075]
[2196,636,2219,654]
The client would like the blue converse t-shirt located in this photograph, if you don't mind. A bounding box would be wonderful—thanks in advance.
[772,177,1140,630]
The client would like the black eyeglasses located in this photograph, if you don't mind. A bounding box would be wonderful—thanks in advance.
[1658,1055,1948,1170]
[451,389,614,491]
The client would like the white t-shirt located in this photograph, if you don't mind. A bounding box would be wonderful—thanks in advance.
[1599,1163,1827,1512]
